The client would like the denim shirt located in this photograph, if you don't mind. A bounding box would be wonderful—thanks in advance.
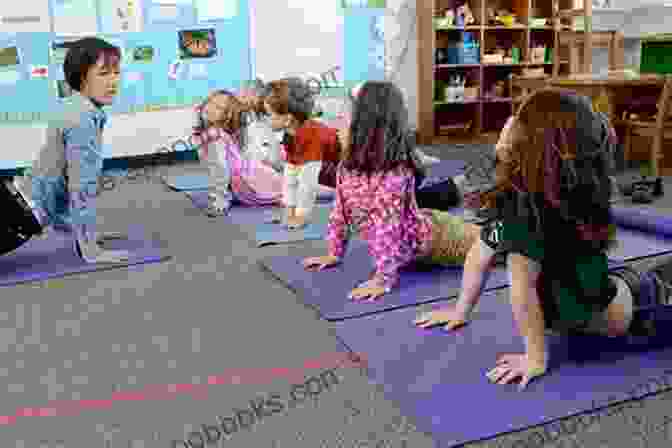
[31,93,107,242]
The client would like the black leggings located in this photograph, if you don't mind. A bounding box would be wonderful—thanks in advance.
[0,180,43,256]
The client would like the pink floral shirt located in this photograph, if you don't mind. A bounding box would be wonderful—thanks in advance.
[327,166,434,290]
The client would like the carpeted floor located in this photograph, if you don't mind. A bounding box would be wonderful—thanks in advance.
[3,145,672,448]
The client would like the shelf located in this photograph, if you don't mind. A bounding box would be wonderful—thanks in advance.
[483,25,527,30]
[482,96,513,102]
[435,64,481,68]
[556,8,587,17]
[435,26,481,31]
[434,99,481,105]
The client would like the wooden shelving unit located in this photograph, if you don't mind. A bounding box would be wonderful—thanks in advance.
[417,0,585,144]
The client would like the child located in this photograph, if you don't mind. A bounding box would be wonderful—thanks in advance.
[191,90,284,216]
[302,81,483,301]
[264,78,342,229]
[414,88,672,390]
[1,37,129,263]
[192,88,334,217]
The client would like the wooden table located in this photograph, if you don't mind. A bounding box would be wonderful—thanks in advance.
[549,73,666,123]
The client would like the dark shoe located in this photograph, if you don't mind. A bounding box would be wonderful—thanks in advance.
[631,183,654,204]
[621,177,664,197]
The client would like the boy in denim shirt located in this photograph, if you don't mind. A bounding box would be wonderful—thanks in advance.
[5,37,129,263]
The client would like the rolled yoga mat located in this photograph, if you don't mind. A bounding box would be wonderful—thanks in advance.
[609,206,672,262]
[0,225,170,287]
[259,239,509,321]
[333,287,672,447]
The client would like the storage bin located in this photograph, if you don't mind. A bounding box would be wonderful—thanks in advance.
[446,43,480,65]
[640,37,672,74]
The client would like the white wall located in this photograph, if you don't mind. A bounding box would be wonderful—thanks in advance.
[251,0,344,82]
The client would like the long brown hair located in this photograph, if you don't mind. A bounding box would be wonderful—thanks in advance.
[483,88,582,208]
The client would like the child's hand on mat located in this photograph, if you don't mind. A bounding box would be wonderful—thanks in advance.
[303,255,340,272]
[348,279,389,301]
[348,285,387,301]
[486,354,547,391]
[413,305,469,331]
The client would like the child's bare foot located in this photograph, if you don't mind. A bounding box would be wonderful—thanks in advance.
[286,216,307,230]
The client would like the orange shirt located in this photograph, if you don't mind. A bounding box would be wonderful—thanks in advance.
[286,120,341,166]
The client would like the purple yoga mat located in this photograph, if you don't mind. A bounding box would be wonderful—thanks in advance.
[0,225,170,287]
[260,240,509,320]
[609,227,672,262]
[334,290,672,447]
[425,159,465,179]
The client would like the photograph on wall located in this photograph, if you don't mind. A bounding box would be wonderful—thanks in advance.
[0,45,21,71]
[341,0,386,8]
[131,45,155,63]
[100,0,144,33]
[0,0,51,33]
[194,0,238,21]
[55,79,74,99]
[52,0,98,35]
[178,28,217,59]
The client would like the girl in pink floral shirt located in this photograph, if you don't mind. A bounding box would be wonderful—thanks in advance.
[303,81,482,300]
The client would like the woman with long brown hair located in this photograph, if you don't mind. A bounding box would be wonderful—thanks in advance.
[414,88,672,389]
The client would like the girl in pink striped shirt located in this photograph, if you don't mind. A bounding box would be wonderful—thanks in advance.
[302,81,484,301]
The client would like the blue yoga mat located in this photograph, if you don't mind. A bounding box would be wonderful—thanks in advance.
[609,206,672,262]
[333,288,672,447]
[0,225,170,286]
[185,191,332,247]
[260,240,509,320]
[162,174,210,191]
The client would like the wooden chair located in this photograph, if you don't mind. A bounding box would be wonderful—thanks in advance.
[508,73,551,115]
[622,75,672,177]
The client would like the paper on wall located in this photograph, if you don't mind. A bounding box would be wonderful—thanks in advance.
[0,0,50,33]
[168,60,183,79]
[53,0,98,35]
[30,66,49,78]
[194,0,238,21]
[100,0,144,33]
[189,63,207,79]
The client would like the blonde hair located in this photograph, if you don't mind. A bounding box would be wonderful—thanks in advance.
[200,90,247,139]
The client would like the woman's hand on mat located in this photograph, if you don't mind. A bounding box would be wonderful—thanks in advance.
[348,280,388,301]
[413,305,469,331]
[486,354,547,391]
[303,255,340,272]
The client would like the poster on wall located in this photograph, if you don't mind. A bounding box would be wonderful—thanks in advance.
[0,42,22,85]
[100,0,144,33]
[129,45,156,63]
[53,0,99,35]
[341,0,387,8]
[178,28,217,59]
[0,0,51,33]
[194,0,238,21]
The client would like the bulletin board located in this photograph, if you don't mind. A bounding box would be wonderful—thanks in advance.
[0,0,250,125]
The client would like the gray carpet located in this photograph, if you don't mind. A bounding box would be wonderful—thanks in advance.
[3,148,672,448]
